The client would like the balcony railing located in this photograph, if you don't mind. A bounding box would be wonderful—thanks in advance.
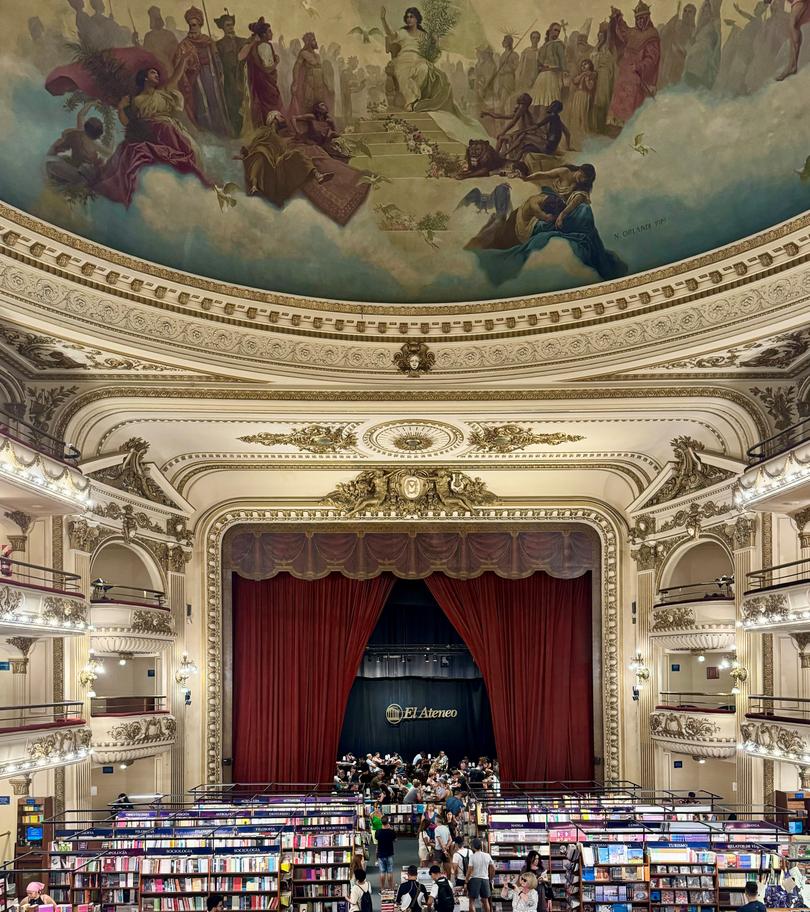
[746,558,810,594]
[0,701,84,733]
[90,581,166,609]
[0,557,81,594]
[747,415,810,465]
[656,692,736,713]
[655,579,734,606]
[90,695,167,716]
[0,405,80,464]
[747,694,810,723]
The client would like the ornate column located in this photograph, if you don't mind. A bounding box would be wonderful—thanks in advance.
[4,511,32,559]
[65,529,95,813]
[164,547,190,799]
[731,515,758,807]
[630,545,657,791]
[791,508,810,561]
[6,637,35,714]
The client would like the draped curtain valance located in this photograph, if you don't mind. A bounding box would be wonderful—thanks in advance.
[225,527,598,581]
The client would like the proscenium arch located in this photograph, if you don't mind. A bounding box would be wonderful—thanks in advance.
[197,498,625,786]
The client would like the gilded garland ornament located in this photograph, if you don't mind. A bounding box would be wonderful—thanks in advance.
[323,468,496,518]
[468,424,586,454]
[131,609,175,636]
[651,606,696,632]
[239,425,358,454]
[0,586,23,619]
[650,712,721,740]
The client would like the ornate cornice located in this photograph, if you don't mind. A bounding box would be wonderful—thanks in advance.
[202,503,623,784]
[651,606,696,632]
[1,201,808,319]
[3,221,810,382]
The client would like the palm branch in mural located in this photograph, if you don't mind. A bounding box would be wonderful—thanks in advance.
[418,0,460,63]
[65,40,132,102]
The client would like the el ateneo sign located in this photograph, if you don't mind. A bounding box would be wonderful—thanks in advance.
[386,703,458,725]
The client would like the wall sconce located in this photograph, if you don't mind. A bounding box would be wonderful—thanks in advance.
[629,651,651,685]
[80,651,105,698]
[729,658,748,695]
[175,652,198,686]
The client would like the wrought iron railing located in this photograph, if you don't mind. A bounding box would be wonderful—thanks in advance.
[0,701,84,730]
[0,405,80,463]
[0,557,81,593]
[90,580,166,608]
[655,579,734,606]
[656,692,736,712]
[746,558,810,593]
[747,694,810,723]
[747,415,810,464]
[90,695,167,715]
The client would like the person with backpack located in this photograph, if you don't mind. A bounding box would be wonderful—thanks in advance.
[453,835,473,889]
[349,868,373,912]
[427,864,456,912]
[397,865,428,911]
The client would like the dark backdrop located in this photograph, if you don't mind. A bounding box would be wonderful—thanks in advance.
[339,675,496,762]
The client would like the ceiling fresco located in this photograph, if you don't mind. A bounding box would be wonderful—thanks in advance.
[2,0,809,305]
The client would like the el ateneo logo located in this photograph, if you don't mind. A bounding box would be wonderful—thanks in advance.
[386,703,458,726]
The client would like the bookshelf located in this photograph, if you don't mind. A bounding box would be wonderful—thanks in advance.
[715,852,775,912]
[648,846,717,912]
[140,853,210,912]
[580,844,647,912]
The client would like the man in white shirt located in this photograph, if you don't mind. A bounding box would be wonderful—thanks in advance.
[452,835,473,888]
[467,838,495,912]
[433,813,453,877]
[348,869,372,912]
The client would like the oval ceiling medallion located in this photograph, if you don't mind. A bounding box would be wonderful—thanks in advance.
[363,421,464,457]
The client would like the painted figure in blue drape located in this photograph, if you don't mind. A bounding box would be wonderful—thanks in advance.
[465,164,627,285]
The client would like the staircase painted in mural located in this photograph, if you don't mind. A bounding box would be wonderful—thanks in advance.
[349,111,466,179]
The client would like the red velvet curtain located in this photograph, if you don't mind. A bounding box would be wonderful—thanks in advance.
[425,571,593,786]
[232,572,394,784]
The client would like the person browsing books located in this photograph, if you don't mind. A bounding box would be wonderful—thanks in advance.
[467,837,495,912]
[206,895,225,912]
[397,865,428,911]
[349,868,373,912]
[453,835,473,888]
[738,882,766,912]
[376,815,397,891]
[433,812,453,876]
[20,884,57,909]
[501,873,539,912]
[522,851,550,911]
[427,865,455,912]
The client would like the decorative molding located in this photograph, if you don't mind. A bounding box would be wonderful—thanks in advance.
[24,385,77,432]
[6,636,36,657]
[27,726,91,761]
[742,593,789,625]
[468,425,585,454]
[90,501,164,535]
[645,437,735,507]
[733,515,757,550]
[740,720,810,762]
[131,610,174,637]
[656,501,733,535]
[0,586,24,619]
[67,519,115,553]
[649,710,736,759]
[3,512,32,535]
[650,712,721,740]
[363,421,464,457]
[651,606,696,632]
[239,425,358,454]
[203,506,622,784]
[323,468,496,518]
[393,342,435,377]
[108,716,176,745]
[88,438,178,507]
[42,596,88,627]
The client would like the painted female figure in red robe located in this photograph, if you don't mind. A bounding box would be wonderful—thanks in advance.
[607,1,660,126]
[239,17,284,133]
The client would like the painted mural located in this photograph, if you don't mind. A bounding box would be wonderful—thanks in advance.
[1,0,810,304]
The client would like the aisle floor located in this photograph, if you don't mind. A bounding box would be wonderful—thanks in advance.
[367,837,420,912]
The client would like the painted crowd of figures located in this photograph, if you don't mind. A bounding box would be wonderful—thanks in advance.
[21,0,810,286]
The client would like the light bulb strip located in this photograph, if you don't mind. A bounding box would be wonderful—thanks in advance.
[743,610,810,630]
[739,739,810,766]
[0,746,90,778]
[0,437,91,505]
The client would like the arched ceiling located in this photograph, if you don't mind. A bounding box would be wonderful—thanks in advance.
[2,0,809,312]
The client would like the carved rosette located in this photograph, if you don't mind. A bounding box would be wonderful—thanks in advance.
[649,710,736,758]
